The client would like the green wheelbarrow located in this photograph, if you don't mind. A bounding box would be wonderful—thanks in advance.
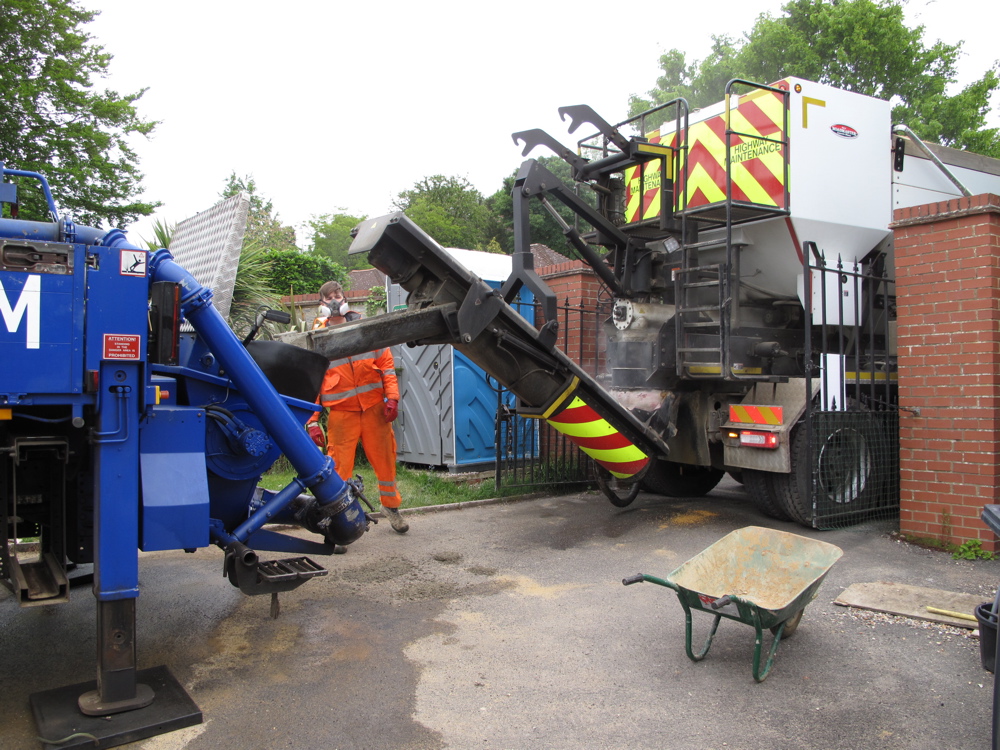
[623,526,843,682]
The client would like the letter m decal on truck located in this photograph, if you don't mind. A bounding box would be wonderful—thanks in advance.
[0,274,41,349]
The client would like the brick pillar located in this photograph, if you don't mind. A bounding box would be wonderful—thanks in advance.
[535,261,604,463]
[536,260,603,373]
[537,260,602,306]
[892,194,1000,549]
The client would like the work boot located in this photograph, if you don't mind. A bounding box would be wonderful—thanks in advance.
[381,505,409,534]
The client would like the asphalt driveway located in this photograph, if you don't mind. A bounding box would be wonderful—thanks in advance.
[2,478,998,749]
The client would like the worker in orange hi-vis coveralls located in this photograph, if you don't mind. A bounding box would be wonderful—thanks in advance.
[306,281,409,534]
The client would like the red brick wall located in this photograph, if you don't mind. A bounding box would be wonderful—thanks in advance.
[536,260,604,374]
[537,260,602,305]
[893,194,1000,549]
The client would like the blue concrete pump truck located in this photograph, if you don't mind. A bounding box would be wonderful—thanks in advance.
[0,164,372,747]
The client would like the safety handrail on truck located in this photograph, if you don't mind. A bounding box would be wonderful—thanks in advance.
[893,124,972,197]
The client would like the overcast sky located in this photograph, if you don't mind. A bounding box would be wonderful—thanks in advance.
[84,0,998,249]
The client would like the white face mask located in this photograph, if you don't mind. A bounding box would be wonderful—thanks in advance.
[319,301,350,317]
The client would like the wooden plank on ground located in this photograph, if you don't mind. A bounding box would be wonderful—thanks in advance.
[833,581,986,629]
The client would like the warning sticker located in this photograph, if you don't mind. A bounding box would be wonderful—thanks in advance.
[103,334,141,360]
[120,250,147,277]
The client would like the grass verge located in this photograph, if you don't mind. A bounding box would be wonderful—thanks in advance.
[258,455,538,510]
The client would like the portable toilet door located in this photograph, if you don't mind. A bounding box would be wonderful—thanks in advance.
[388,248,534,471]
[452,346,498,469]
[386,283,451,467]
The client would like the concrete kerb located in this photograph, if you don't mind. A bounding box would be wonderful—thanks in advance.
[382,491,555,517]
[384,480,760,518]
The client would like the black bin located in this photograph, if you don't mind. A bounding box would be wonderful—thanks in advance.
[977,601,999,673]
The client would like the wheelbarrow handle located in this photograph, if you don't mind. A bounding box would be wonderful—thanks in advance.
[710,595,733,610]
[622,573,675,589]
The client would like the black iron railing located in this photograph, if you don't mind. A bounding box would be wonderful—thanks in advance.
[803,243,899,528]
[494,300,611,492]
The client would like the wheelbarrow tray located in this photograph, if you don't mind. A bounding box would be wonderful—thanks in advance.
[666,526,843,628]
[624,526,843,681]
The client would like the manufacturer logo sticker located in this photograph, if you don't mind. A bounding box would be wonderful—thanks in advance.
[831,124,859,139]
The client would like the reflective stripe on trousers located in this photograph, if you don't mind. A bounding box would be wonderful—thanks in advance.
[324,403,402,508]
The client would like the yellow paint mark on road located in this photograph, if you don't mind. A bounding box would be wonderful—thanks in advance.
[500,575,587,599]
[652,549,679,560]
[659,510,719,528]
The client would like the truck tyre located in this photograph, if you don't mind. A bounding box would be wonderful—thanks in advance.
[743,469,791,521]
[769,426,813,526]
[640,460,724,497]
[770,409,885,527]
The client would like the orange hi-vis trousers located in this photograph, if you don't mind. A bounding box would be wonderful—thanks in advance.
[325,403,402,509]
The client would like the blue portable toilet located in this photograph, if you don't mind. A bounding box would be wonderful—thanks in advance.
[387,248,535,472]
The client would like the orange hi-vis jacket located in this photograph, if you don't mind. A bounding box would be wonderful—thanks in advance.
[317,348,399,411]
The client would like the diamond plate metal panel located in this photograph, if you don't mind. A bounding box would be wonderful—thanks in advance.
[167,192,250,322]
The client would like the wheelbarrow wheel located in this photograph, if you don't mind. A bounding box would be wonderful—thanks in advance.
[771,608,804,639]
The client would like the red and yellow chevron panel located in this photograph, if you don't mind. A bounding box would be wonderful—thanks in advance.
[547,397,649,479]
[624,160,663,224]
[623,134,673,224]
[728,404,784,426]
[680,88,787,211]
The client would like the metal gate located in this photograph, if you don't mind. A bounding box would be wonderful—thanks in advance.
[803,242,900,528]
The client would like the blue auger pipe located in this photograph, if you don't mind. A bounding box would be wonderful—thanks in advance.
[131,237,368,546]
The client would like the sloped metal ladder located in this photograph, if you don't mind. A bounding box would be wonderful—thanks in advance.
[674,243,725,378]
[674,79,791,380]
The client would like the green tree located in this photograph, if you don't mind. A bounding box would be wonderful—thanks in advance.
[264,249,346,299]
[307,210,368,270]
[630,0,1000,155]
[221,172,298,252]
[365,285,387,318]
[629,39,743,113]
[393,175,500,251]
[486,156,594,259]
[1,0,158,227]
